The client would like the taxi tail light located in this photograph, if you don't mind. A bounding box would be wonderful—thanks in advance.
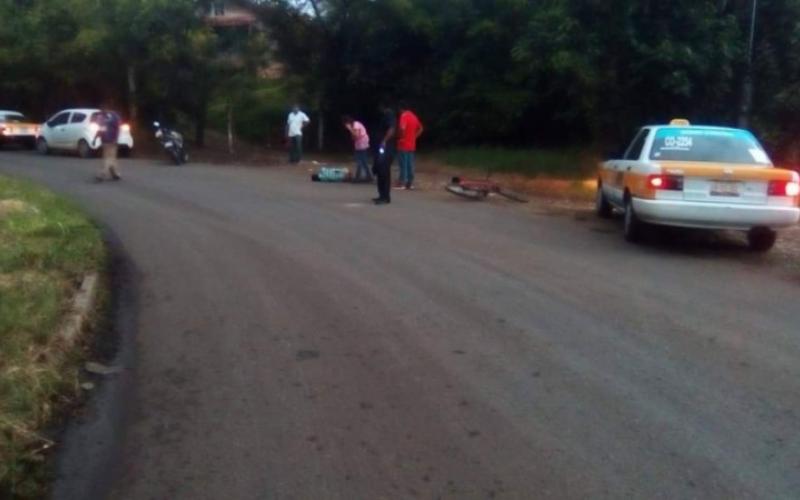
[769,180,800,197]
[648,174,683,191]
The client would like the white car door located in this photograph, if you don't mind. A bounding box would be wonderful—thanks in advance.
[608,129,650,205]
[43,111,71,147]
[64,111,89,148]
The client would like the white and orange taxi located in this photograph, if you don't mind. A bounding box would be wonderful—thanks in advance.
[597,119,800,251]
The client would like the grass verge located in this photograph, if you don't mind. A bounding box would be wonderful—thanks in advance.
[433,147,598,180]
[0,175,105,499]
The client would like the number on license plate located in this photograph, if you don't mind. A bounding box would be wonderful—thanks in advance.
[710,181,740,197]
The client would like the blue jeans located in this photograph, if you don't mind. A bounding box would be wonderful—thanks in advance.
[397,151,415,186]
[355,149,371,180]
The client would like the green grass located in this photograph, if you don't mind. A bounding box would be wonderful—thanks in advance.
[0,175,105,499]
[433,147,598,179]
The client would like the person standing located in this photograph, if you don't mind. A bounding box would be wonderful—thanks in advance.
[286,104,310,164]
[94,110,122,181]
[396,102,424,190]
[372,104,397,205]
[342,115,371,182]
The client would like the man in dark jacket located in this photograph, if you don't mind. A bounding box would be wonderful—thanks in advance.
[95,110,122,181]
[372,104,396,205]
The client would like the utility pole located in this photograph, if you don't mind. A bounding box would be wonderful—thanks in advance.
[738,0,758,128]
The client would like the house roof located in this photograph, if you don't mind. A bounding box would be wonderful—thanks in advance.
[207,13,257,27]
[205,1,258,27]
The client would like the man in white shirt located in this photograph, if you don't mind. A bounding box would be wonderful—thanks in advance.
[286,104,310,164]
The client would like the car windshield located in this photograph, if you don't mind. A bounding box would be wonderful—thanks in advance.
[0,113,26,123]
[649,127,771,165]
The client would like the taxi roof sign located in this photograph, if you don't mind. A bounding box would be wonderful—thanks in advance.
[669,118,691,126]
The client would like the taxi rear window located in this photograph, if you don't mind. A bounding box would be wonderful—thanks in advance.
[650,127,771,165]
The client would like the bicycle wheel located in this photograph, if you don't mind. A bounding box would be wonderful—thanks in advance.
[446,184,488,200]
[496,188,529,203]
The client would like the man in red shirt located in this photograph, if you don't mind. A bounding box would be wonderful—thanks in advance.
[396,102,424,190]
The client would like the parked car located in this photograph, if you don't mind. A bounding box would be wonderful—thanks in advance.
[0,110,40,149]
[36,108,133,158]
[597,119,800,251]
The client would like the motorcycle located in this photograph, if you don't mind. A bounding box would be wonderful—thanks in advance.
[153,121,188,165]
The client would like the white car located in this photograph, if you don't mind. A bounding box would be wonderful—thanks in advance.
[36,108,134,158]
[0,110,40,149]
[597,119,800,251]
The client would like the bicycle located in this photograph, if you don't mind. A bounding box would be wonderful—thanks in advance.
[445,176,528,203]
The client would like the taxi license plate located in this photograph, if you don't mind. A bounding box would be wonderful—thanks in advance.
[710,181,740,197]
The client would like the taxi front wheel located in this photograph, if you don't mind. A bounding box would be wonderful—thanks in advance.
[747,227,777,252]
[623,199,643,242]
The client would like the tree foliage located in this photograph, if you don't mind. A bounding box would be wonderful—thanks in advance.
[0,0,261,144]
[2,0,800,159]
[257,0,800,159]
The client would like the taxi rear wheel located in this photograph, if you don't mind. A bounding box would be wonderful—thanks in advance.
[623,198,642,242]
[747,227,777,252]
[596,185,612,218]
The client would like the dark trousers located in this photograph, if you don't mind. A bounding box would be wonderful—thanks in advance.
[289,136,302,163]
[374,149,394,201]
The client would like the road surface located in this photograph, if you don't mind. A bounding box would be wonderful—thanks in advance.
[1,152,799,500]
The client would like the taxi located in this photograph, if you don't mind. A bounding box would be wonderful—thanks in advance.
[0,110,40,149]
[597,119,800,251]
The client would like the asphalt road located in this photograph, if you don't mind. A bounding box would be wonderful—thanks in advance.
[1,152,799,500]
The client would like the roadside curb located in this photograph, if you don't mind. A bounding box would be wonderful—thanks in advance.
[58,272,99,346]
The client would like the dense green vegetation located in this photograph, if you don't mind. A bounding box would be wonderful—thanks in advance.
[264,0,800,160]
[2,0,800,160]
[0,175,105,498]
[0,0,271,145]
[434,147,592,179]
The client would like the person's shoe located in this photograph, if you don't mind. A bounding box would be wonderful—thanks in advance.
[373,198,390,205]
[111,173,122,181]
[393,185,407,190]
[93,175,105,183]
[406,184,415,190]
